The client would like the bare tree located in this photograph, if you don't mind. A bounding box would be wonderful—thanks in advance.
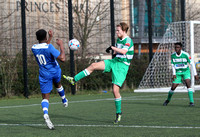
[72,0,110,57]
[38,0,111,57]
[0,2,20,96]
[0,6,16,48]
[186,0,200,20]
[39,0,129,57]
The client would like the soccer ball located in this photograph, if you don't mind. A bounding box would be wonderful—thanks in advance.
[68,39,80,51]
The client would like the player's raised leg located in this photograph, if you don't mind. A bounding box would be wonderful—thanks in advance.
[54,68,68,107]
[63,69,90,85]
[63,61,105,84]
[56,85,68,107]
[54,80,68,107]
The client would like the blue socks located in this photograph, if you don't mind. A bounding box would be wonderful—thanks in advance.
[57,86,67,104]
[41,86,68,115]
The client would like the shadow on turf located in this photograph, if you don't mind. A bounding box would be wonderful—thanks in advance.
[123,101,198,108]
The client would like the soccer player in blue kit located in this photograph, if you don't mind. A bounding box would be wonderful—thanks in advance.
[32,29,68,130]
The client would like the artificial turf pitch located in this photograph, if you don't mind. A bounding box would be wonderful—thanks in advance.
[0,91,200,137]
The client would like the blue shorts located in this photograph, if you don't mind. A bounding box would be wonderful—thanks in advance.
[39,68,61,94]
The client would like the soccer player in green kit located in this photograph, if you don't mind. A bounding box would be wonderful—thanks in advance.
[163,42,199,106]
[63,22,134,124]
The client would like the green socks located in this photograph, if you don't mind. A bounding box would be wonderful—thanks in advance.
[167,88,194,103]
[167,90,174,101]
[166,88,194,103]
[74,69,90,82]
[115,97,122,114]
[188,88,194,103]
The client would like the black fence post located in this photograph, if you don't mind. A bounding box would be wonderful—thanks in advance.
[110,0,115,58]
[68,0,76,95]
[21,0,29,98]
[147,0,153,63]
[181,0,186,50]
[181,0,185,21]
[147,0,153,88]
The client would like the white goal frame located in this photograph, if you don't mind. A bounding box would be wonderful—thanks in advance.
[134,21,200,93]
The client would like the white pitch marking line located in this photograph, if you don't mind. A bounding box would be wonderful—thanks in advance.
[0,94,167,109]
[0,123,200,129]
[0,96,198,109]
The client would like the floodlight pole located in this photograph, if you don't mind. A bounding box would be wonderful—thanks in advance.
[68,0,76,95]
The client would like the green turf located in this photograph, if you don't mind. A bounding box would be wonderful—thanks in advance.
[1,91,200,137]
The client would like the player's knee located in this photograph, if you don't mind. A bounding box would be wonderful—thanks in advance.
[185,79,191,88]
[186,84,191,88]
[113,88,119,94]
[54,82,61,88]
[89,63,97,70]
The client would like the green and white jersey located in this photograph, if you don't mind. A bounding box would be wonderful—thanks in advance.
[171,50,191,73]
[115,36,134,66]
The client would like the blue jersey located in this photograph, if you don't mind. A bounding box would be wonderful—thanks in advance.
[32,43,60,76]
[32,43,62,93]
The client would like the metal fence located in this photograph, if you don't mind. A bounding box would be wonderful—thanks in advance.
[0,0,130,96]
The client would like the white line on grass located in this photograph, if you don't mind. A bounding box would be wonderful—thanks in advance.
[0,123,200,129]
[0,97,195,109]
[0,94,167,109]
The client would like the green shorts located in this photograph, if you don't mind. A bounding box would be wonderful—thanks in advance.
[173,69,191,84]
[104,58,129,87]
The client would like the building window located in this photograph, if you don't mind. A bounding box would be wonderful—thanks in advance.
[131,0,139,37]
[131,0,180,39]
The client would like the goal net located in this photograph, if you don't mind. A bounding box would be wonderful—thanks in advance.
[135,21,200,92]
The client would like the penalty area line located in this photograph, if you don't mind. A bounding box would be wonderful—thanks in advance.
[0,123,200,129]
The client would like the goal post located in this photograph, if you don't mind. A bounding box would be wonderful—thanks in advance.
[134,21,200,93]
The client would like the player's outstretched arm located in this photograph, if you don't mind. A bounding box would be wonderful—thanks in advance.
[111,46,127,55]
[56,39,65,62]
[190,61,198,80]
[47,30,53,44]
